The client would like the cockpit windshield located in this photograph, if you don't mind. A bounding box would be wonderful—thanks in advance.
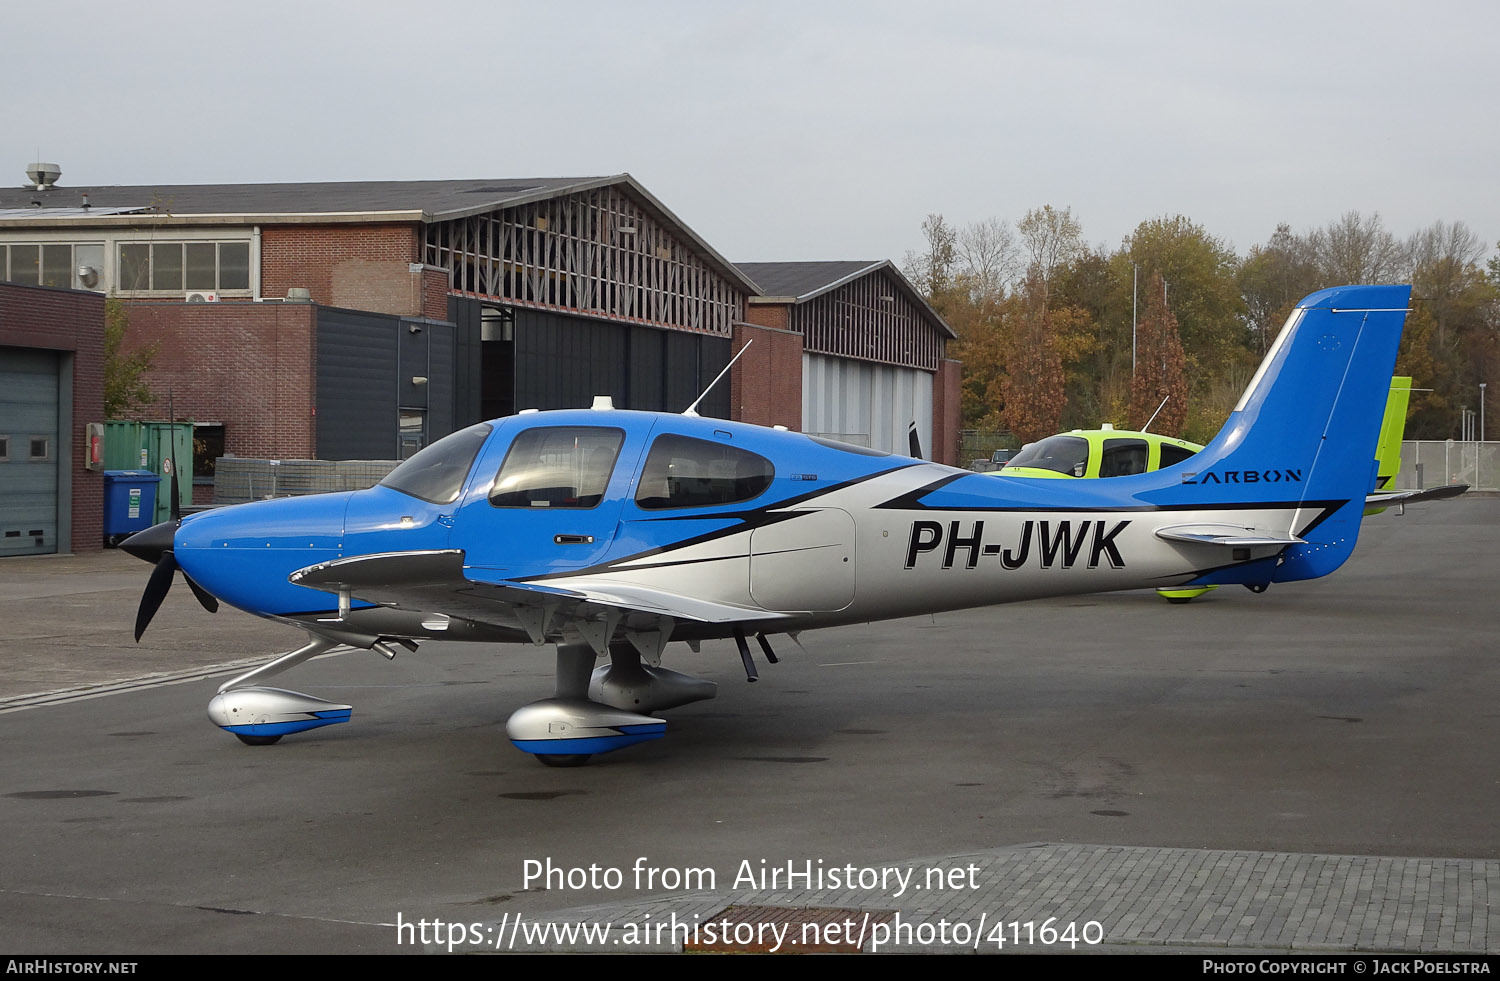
[379,423,493,504]
[1004,435,1090,477]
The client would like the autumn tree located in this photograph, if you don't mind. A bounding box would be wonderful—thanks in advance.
[1049,246,1119,427]
[1307,211,1403,284]
[1115,216,1245,373]
[1017,204,1083,297]
[1238,223,1322,355]
[955,217,1021,304]
[902,213,959,311]
[1128,272,1187,437]
[1401,222,1499,437]
[997,274,1067,443]
[103,299,157,418]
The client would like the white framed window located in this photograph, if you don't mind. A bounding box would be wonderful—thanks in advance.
[0,241,107,291]
[116,240,251,295]
[0,228,256,295]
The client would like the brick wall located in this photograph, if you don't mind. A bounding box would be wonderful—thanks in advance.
[421,265,450,320]
[743,300,791,332]
[261,224,421,311]
[730,320,803,430]
[932,358,963,466]
[120,302,317,463]
[0,283,105,552]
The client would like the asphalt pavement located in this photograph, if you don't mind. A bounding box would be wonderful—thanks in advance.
[1,498,1497,954]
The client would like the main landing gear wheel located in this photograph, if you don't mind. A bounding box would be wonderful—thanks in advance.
[534,754,593,768]
[234,733,283,746]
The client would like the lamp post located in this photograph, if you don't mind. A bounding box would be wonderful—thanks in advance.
[1131,262,1138,379]
[1481,382,1487,442]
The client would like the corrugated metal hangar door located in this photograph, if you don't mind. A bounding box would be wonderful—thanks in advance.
[0,347,60,556]
[802,353,933,457]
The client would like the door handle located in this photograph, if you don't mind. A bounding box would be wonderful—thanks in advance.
[553,534,595,545]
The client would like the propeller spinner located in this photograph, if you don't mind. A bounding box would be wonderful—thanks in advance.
[121,453,218,641]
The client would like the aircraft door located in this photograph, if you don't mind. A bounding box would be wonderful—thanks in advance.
[456,423,642,575]
[749,508,855,612]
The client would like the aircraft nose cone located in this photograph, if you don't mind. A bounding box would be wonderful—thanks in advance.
[120,520,177,565]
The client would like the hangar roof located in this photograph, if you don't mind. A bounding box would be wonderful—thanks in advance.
[736,260,884,300]
[0,174,760,296]
[737,259,955,339]
[0,177,607,222]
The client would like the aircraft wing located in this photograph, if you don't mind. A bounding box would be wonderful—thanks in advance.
[1364,484,1468,507]
[289,550,789,647]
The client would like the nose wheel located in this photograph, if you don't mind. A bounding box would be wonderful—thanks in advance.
[534,754,592,767]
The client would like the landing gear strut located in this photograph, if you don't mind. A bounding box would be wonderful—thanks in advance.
[207,635,354,744]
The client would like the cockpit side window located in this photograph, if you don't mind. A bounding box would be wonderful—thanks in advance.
[489,427,624,509]
[1005,435,1090,477]
[379,422,493,504]
[1158,443,1196,468]
[1099,438,1150,477]
[634,434,774,510]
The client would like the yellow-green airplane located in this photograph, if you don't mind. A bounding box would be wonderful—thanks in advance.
[991,378,1466,601]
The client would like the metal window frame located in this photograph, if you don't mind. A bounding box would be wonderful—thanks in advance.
[112,234,255,298]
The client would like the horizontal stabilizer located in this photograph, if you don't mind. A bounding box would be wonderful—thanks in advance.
[1365,484,1469,507]
[1154,524,1304,548]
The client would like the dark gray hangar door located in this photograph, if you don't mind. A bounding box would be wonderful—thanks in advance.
[316,308,458,460]
[511,310,730,417]
[0,348,60,555]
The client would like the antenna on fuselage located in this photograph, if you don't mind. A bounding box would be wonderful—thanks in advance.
[683,340,752,418]
[1142,395,1170,433]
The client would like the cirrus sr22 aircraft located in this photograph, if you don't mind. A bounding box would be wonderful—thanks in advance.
[127,284,1413,765]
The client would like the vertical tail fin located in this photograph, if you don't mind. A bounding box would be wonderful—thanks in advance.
[1373,376,1412,492]
[1165,284,1411,582]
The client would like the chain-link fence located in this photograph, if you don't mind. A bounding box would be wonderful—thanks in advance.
[213,458,401,504]
[1396,441,1498,492]
[960,430,1018,471]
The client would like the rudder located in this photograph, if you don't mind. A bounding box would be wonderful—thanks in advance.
[1165,284,1411,582]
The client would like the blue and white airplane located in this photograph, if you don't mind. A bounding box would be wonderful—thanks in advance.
[125,284,1412,765]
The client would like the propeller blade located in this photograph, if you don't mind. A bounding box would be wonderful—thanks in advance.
[135,552,179,642]
[183,573,220,614]
[167,393,183,523]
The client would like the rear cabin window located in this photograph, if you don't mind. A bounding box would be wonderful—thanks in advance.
[1158,443,1197,468]
[489,427,624,509]
[634,434,774,510]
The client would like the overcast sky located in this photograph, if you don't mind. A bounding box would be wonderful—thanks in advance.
[9,0,1497,266]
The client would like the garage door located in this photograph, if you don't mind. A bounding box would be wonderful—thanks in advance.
[802,353,933,457]
[0,347,60,556]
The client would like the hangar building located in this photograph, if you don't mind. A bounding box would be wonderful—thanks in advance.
[735,260,960,461]
[0,168,961,540]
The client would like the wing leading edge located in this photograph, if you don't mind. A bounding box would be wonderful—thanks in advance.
[289,550,791,652]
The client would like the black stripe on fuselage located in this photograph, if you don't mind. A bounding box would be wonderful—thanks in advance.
[521,463,922,582]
